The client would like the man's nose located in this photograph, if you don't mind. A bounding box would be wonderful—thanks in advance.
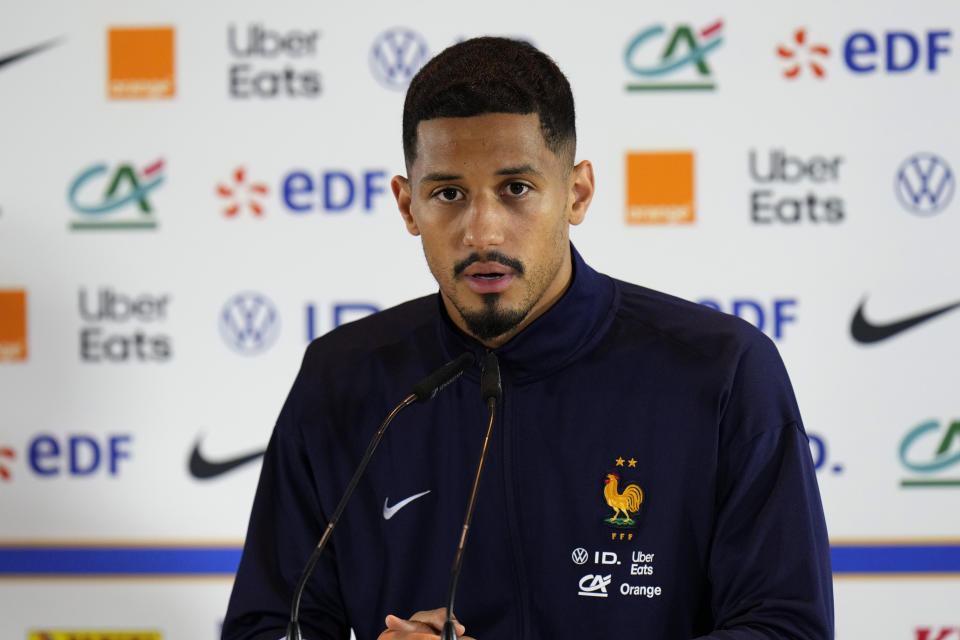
[462,191,505,249]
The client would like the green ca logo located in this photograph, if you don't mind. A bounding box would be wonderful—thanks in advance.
[899,419,960,487]
[624,20,724,91]
[68,159,165,230]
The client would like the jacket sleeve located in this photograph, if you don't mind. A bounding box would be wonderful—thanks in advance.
[695,336,834,640]
[222,351,351,640]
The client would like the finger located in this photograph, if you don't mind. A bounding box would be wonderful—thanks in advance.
[409,609,465,635]
[377,631,442,640]
[384,614,441,635]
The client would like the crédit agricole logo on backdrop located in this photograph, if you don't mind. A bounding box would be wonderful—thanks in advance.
[68,159,166,230]
[899,419,960,488]
[624,20,723,91]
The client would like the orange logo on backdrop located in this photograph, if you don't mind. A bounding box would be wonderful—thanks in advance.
[625,151,695,224]
[0,290,27,362]
[108,27,175,99]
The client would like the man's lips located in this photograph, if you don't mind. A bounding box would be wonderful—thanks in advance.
[461,262,516,294]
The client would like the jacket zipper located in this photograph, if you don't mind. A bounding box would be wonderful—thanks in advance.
[500,379,531,639]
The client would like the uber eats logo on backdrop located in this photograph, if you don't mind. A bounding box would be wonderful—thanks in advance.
[78,287,172,363]
[748,149,845,224]
[227,23,322,98]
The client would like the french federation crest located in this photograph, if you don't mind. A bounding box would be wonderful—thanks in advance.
[602,456,644,539]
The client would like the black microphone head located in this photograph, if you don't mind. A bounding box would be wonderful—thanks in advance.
[481,352,502,405]
[411,352,474,403]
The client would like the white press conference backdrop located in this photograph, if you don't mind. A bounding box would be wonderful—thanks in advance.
[1,1,958,638]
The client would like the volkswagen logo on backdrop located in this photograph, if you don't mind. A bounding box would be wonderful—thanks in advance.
[219,292,280,355]
[369,27,430,90]
[895,152,955,216]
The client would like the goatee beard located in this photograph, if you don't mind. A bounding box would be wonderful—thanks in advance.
[459,293,529,341]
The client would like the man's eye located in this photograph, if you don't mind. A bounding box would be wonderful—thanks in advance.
[506,183,529,196]
[437,188,461,201]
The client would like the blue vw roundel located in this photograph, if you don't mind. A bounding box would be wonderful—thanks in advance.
[219,292,280,355]
[369,27,430,90]
[895,152,955,216]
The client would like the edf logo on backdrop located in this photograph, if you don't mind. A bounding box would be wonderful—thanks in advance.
[216,166,389,216]
[0,434,133,481]
[698,298,798,341]
[776,26,951,78]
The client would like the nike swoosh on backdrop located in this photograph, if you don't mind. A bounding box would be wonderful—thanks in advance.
[383,490,431,520]
[851,297,960,344]
[0,38,63,71]
[188,438,266,479]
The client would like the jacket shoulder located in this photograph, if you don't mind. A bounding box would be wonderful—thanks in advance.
[611,279,776,362]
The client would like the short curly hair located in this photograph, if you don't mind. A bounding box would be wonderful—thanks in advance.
[402,37,576,170]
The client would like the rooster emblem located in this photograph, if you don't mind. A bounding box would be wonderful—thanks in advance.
[603,473,643,526]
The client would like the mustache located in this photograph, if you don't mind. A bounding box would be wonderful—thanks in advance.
[453,251,526,277]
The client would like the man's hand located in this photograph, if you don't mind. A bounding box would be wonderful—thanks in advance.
[376,608,474,639]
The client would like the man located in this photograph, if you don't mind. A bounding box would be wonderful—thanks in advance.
[223,37,833,640]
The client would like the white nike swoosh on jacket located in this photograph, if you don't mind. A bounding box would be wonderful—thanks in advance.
[382,490,431,520]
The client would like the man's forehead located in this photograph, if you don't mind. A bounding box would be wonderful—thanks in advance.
[411,112,550,175]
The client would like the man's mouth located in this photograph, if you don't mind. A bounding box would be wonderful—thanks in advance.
[462,262,517,294]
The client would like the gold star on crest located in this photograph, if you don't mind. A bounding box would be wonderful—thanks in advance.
[615,457,625,467]
[628,458,637,468]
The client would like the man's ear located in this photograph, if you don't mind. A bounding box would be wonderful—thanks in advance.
[567,160,594,226]
[392,175,420,236]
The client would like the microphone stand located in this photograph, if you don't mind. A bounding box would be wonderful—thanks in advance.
[286,352,474,640]
[440,352,501,640]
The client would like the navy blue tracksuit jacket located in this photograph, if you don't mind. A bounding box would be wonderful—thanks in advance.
[223,246,834,639]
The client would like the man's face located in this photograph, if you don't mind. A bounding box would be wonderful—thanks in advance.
[392,112,594,347]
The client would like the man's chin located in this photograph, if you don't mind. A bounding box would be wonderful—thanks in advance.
[459,304,529,342]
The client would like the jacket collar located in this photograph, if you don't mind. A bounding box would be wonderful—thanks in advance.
[436,244,617,385]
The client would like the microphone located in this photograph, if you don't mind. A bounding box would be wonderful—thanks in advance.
[286,352,474,640]
[413,352,475,402]
[440,352,501,640]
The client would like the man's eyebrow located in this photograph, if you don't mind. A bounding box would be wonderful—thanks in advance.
[419,165,543,184]
[420,172,462,183]
[496,164,542,177]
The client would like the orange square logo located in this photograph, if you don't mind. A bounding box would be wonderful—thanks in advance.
[625,151,695,224]
[108,27,176,99]
[0,290,27,362]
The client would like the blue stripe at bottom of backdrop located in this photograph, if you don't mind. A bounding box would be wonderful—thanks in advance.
[0,544,959,575]
[830,544,960,573]
[0,547,242,574]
